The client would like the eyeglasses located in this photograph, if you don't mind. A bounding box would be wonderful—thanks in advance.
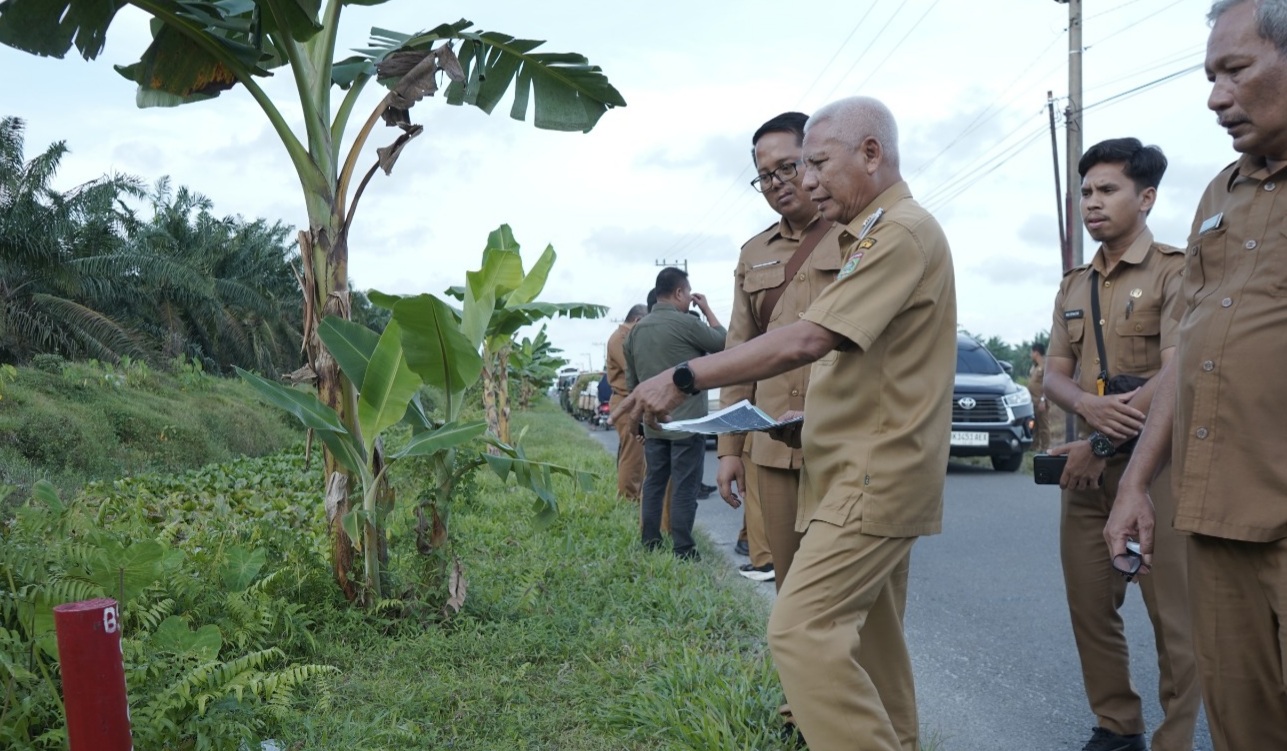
[750,161,801,193]
[1111,540,1146,582]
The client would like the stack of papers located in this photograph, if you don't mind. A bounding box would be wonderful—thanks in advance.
[658,399,804,435]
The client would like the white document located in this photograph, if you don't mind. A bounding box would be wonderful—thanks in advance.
[658,399,804,435]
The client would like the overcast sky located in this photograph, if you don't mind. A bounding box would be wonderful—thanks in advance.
[1,0,1236,372]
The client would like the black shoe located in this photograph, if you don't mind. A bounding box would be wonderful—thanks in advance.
[737,562,775,582]
[733,539,749,556]
[1081,727,1145,751]
[697,482,717,499]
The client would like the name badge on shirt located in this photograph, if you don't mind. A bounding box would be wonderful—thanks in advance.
[1198,212,1223,235]
[1064,309,1084,320]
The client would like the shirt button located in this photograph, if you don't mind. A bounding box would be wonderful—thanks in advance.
[1221,297,1233,308]
[1202,360,1215,372]
[797,273,806,281]
[1104,280,1112,287]
[797,312,805,318]
[1266,182,1277,191]
[1196,427,1209,439]
[1246,239,1258,250]
[1134,323,1143,332]
[791,389,800,397]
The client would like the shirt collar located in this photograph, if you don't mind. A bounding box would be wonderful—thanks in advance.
[837,181,913,244]
[1226,152,1287,190]
[1091,227,1154,275]
[652,301,684,314]
[772,213,825,243]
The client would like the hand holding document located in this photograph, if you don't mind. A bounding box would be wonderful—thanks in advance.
[658,399,804,435]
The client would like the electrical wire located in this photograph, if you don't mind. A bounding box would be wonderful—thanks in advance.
[1083,0,1190,51]
[819,0,913,103]
[1081,63,1203,114]
[850,0,945,94]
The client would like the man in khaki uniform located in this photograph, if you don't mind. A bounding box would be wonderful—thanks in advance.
[1027,342,1051,452]
[717,111,846,586]
[1045,138,1197,751]
[615,96,956,751]
[1108,2,1287,748]
[606,304,647,501]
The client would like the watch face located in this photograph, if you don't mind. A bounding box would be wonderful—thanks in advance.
[1091,435,1114,457]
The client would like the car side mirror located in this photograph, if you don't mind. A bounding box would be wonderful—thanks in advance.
[1000,360,1013,374]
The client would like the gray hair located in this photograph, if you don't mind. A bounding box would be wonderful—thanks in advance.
[625,304,647,323]
[1210,0,1287,56]
[805,96,900,168]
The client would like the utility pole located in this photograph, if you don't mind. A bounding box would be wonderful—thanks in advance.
[1047,90,1069,272]
[654,258,687,272]
[1064,0,1084,267]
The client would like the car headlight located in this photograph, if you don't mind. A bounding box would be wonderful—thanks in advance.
[1002,388,1031,407]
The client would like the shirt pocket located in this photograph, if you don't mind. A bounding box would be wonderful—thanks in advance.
[743,265,787,322]
[1065,317,1085,345]
[1183,229,1220,304]
[1114,309,1161,373]
[1262,229,1287,298]
[810,490,863,527]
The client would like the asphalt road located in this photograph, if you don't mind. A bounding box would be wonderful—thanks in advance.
[581,419,1212,751]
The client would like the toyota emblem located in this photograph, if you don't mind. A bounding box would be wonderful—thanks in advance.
[958,397,977,410]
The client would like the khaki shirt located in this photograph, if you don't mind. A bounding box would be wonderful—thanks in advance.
[1047,229,1185,438]
[1027,362,1045,403]
[605,322,634,407]
[1172,155,1287,542]
[799,181,956,538]
[716,216,847,468]
[624,302,727,440]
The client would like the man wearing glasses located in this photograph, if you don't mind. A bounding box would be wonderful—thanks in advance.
[716,112,846,590]
[1043,138,1196,751]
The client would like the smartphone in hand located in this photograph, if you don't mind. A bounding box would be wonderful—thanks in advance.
[1033,453,1068,485]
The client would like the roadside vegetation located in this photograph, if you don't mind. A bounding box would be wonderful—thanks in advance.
[1,382,805,750]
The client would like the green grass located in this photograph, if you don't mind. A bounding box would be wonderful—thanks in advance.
[1,376,954,750]
[0,360,302,500]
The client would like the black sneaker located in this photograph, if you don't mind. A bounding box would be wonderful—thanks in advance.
[734,539,750,556]
[1082,727,1145,751]
[780,722,806,749]
[738,562,775,582]
[697,483,717,499]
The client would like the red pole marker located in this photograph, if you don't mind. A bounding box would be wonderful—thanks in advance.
[53,598,133,750]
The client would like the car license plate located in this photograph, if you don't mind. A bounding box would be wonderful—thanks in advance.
[951,431,989,447]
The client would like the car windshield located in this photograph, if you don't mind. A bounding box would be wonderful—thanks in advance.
[956,343,1003,375]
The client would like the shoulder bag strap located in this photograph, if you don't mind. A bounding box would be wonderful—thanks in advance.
[758,219,833,329]
[1089,269,1109,396]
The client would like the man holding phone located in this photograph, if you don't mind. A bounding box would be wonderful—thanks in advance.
[1043,138,1197,751]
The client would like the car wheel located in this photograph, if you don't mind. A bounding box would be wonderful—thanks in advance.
[991,452,1024,472]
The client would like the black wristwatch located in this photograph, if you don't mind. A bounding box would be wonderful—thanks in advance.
[672,361,700,395]
[1088,431,1117,458]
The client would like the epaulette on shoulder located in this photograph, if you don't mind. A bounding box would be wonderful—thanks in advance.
[1063,262,1090,278]
[740,221,781,251]
[1154,242,1184,255]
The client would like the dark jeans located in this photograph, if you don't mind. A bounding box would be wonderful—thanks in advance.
[641,434,705,556]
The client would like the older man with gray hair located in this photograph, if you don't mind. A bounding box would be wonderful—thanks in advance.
[1107,1,1287,748]
[614,96,956,751]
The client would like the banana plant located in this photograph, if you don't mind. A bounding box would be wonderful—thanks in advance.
[448,225,605,445]
[0,0,624,600]
[509,326,566,411]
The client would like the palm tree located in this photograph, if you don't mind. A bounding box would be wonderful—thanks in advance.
[0,116,143,364]
[0,4,624,600]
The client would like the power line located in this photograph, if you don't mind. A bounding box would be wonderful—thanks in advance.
[819,0,913,103]
[1083,0,1190,51]
[795,1,885,106]
[1081,63,1203,114]
[851,0,946,94]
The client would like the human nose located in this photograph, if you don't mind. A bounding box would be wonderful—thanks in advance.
[1208,76,1232,113]
[801,165,818,190]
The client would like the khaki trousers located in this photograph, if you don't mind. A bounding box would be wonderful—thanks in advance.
[1061,461,1198,748]
[1187,534,1287,751]
[610,396,644,502]
[741,458,773,567]
[757,464,804,591]
[768,521,918,751]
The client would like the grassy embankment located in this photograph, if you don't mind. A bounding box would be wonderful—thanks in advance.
[0,362,809,750]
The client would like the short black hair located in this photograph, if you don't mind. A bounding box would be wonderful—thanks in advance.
[752,112,809,149]
[1078,138,1167,192]
[1031,342,1046,356]
[654,267,689,298]
[646,288,658,312]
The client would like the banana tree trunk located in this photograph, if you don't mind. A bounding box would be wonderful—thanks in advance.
[496,344,511,445]
[482,353,502,454]
[299,228,360,602]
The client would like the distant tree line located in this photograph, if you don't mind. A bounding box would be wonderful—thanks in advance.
[0,116,386,376]
[961,328,1050,379]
